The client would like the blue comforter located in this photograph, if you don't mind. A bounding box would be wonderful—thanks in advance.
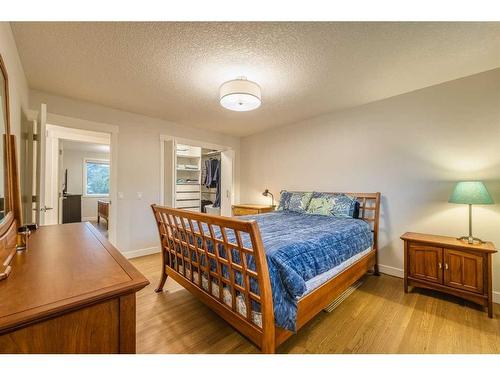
[181,211,372,331]
[233,211,372,331]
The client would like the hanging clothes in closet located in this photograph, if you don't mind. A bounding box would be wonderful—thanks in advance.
[203,158,221,207]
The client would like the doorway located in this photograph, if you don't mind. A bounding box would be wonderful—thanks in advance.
[59,139,110,237]
[20,104,118,244]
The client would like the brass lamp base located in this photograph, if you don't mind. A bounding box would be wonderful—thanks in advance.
[457,236,484,245]
[456,204,485,245]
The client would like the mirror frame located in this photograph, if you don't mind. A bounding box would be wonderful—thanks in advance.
[0,53,20,281]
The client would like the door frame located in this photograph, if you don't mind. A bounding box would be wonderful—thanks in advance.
[27,110,119,245]
[159,135,235,213]
[20,110,36,224]
[46,124,111,225]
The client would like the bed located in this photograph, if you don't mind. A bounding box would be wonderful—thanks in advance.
[97,200,109,229]
[151,192,380,353]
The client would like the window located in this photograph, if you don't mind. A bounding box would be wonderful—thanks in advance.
[83,159,110,196]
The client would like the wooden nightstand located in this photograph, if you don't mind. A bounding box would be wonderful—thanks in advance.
[401,232,497,317]
[232,204,275,216]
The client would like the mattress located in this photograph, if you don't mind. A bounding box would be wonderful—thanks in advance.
[301,246,373,297]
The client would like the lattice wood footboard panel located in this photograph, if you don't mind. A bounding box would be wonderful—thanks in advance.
[151,204,275,350]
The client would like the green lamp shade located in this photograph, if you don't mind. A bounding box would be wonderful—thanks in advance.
[449,181,494,205]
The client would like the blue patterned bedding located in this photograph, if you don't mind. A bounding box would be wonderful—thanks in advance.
[178,211,372,331]
[237,210,373,331]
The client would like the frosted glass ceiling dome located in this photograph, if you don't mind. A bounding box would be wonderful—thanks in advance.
[219,77,261,112]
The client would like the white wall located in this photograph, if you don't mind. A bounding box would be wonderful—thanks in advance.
[62,149,110,220]
[30,90,240,257]
[240,68,500,297]
[0,22,29,148]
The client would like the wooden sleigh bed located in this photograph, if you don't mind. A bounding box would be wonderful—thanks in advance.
[152,192,380,354]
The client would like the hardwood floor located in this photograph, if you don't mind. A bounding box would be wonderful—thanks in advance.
[89,220,108,238]
[131,253,500,354]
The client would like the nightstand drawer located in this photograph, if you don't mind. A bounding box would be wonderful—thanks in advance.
[232,205,275,216]
[233,207,259,216]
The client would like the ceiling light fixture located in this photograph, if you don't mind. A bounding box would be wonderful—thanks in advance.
[219,77,261,112]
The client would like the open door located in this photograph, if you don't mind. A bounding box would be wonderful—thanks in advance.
[20,111,36,224]
[34,103,48,225]
[162,138,175,206]
[220,149,234,216]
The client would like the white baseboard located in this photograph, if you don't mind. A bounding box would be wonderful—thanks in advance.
[124,246,160,259]
[495,291,500,304]
[378,263,500,304]
[82,216,97,222]
[378,264,404,278]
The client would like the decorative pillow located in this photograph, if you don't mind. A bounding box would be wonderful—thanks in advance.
[288,192,313,213]
[332,193,359,218]
[306,192,360,218]
[306,192,336,216]
[277,190,292,211]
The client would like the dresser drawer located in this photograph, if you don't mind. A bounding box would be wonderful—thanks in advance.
[176,184,200,192]
[176,199,200,208]
[176,192,200,200]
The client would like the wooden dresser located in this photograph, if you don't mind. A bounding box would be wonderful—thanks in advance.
[401,232,496,317]
[232,204,275,216]
[0,222,149,353]
[97,200,110,228]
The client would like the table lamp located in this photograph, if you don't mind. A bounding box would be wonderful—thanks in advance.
[262,189,274,206]
[448,181,493,244]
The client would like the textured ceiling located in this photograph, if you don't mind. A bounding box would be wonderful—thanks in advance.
[11,22,500,137]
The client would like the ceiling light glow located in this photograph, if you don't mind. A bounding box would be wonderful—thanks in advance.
[219,77,261,112]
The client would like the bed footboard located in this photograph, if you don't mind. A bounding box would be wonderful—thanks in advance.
[151,204,276,353]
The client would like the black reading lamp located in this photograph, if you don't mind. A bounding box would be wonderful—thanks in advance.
[262,189,274,206]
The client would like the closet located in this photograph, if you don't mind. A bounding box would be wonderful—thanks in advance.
[201,149,220,215]
[162,138,233,216]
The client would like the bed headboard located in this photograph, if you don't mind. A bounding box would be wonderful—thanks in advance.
[283,191,381,251]
[349,192,381,251]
